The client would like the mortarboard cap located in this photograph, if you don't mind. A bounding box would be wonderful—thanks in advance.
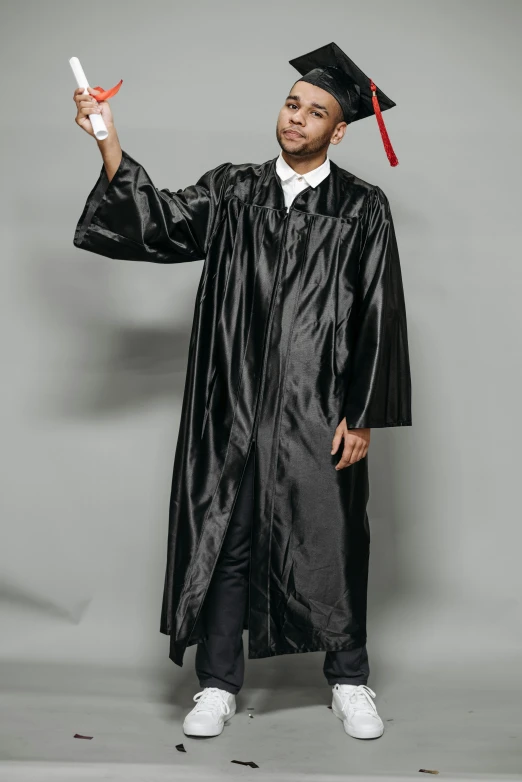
[288,42,399,167]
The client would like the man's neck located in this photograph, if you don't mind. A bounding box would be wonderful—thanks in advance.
[281,149,328,175]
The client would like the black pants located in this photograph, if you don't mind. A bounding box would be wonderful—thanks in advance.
[195,445,370,695]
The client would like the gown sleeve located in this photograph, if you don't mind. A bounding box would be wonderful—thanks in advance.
[341,186,412,429]
[73,149,231,263]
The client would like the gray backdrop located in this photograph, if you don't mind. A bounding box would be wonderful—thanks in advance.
[1,0,521,774]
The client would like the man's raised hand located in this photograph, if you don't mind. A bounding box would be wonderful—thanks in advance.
[73,87,114,137]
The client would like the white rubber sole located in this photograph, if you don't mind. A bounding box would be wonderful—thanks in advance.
[183,706,236,737]
[331,702,384,739]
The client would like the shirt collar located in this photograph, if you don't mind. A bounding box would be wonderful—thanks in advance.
[275,150,330,188]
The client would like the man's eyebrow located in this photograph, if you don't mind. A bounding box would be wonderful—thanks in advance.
[286,94,329,115]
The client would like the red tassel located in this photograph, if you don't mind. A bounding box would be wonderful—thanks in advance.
[370,79,399,167]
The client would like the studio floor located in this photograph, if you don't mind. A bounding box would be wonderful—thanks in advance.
[0,655,520,782]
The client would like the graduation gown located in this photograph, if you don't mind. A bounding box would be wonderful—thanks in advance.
[73,149,412,666]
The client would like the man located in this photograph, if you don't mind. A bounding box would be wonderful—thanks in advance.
[73,42,412,742]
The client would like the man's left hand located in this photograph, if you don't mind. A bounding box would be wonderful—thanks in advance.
[331,418,370,470]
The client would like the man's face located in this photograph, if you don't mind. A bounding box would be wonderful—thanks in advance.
[276,80,347,157]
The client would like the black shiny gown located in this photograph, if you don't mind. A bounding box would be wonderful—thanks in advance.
[73,149,412,667]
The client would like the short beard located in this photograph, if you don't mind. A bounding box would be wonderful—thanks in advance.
[277,127,332,158]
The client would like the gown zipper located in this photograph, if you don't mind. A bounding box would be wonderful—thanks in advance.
[249,191,309,444]
[249,208,289,443]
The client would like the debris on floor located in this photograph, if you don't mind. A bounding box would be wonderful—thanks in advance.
[176,743,186,752]
[231,760,260,768]
[73,734,93,740]
[419,769,439,774]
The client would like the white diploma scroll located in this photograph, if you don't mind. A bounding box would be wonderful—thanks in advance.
[69,56,109,141]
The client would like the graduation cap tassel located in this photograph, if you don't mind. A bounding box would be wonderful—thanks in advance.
[370,80,399,167]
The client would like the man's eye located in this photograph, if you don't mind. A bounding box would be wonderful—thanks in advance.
[287,104,322,118]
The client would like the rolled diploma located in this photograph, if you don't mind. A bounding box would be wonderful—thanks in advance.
[69,56,108,141]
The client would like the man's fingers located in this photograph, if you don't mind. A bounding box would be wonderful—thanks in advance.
[73,87,101,100]
[336,440,355,470]
[336,441,369,470]
[331,425,344,454]
[331,429,342,455]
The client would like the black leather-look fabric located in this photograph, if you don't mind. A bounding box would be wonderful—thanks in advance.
[74,149,412,667]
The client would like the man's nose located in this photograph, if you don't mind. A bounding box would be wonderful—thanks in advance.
[290,112,305,126]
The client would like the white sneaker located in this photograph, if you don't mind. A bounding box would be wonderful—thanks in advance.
[183,687,236,737]
[331,683,384,739]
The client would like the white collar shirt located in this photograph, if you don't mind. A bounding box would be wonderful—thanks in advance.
[275,150,331,211]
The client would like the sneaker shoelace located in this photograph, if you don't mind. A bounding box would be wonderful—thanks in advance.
[335,684,378,716]
[192,687,232,716]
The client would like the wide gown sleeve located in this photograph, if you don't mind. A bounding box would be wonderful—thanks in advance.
[73,149,231,263]
[341,186,412,429]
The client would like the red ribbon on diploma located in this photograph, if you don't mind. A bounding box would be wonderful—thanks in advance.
[91,79,123,101]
